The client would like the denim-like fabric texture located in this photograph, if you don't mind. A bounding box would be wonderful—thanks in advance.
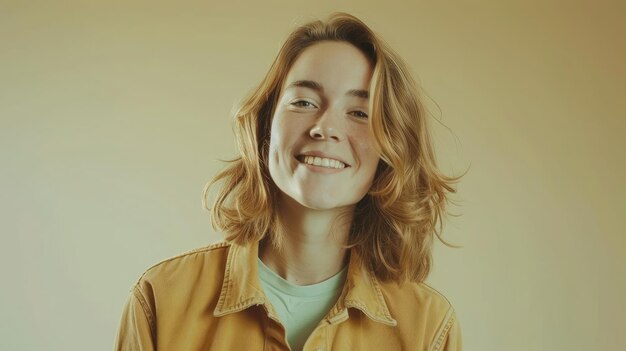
[115,241,461,351]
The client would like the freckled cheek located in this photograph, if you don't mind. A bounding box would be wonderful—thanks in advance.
[353,131,380,162]
[359,146,380,174]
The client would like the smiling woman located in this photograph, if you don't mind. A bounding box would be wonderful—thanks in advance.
[268,41,380,212]
[115,12,464,351]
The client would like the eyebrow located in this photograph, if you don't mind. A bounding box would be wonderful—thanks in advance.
[286,80,369,99]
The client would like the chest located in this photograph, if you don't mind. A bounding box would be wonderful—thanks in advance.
[155,306,427,351]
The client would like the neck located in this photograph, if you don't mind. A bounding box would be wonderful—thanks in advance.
[259,195,353,285]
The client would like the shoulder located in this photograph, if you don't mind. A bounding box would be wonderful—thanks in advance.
[118,241,233,343]
[407,283,461,351]
[379,280,458,347]
[407,282,455,314]
[380,279,454,314]
[133,241,232,296]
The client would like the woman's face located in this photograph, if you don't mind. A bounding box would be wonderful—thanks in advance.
[268,41,380,211]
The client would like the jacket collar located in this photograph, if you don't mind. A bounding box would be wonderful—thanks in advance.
[213,241,397,327]
[213,241,266,317]
[336,247,397,326]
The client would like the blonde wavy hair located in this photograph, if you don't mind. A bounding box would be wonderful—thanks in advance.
[202,12,465,283]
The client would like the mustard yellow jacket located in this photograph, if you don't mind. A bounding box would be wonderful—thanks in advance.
[115,241,461,351]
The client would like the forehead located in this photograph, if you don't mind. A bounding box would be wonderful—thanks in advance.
[283,41,373,93]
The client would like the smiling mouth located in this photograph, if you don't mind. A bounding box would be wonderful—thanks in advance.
[296,155,348,169]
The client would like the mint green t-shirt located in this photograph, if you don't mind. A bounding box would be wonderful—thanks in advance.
[258,258,347,351]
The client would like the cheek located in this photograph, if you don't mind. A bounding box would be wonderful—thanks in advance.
[355,131,380,167]
[268,114,295,164]
[268,114,286,157]
[268,130,280,157]
[362,149,380,180]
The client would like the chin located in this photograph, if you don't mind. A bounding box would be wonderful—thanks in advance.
[276,190,329,210]
[293,198,336,211]
[293,193,358,212]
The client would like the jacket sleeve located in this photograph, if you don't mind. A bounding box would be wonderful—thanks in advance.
[431,309,462,351]
[442,317,463,351]
[440,314,462,351]
[114,286,156,351]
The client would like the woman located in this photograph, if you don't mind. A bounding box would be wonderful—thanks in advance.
[116,12,463,351]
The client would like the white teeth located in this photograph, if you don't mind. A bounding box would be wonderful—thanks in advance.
[302,155,346,169]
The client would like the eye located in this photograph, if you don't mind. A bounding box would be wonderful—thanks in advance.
[349,110,369,119]
[290,100,317,108]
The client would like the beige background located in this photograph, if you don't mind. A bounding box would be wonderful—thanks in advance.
[1,0,624,350]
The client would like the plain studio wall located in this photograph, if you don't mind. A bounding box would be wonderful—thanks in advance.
[1,1,624,350]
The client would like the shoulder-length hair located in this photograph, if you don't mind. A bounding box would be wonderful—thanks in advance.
[202,12,464,283]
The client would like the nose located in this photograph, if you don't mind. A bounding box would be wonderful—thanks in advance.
[309,110,343,142]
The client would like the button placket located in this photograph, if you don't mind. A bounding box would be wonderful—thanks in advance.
[303,322,328,351]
